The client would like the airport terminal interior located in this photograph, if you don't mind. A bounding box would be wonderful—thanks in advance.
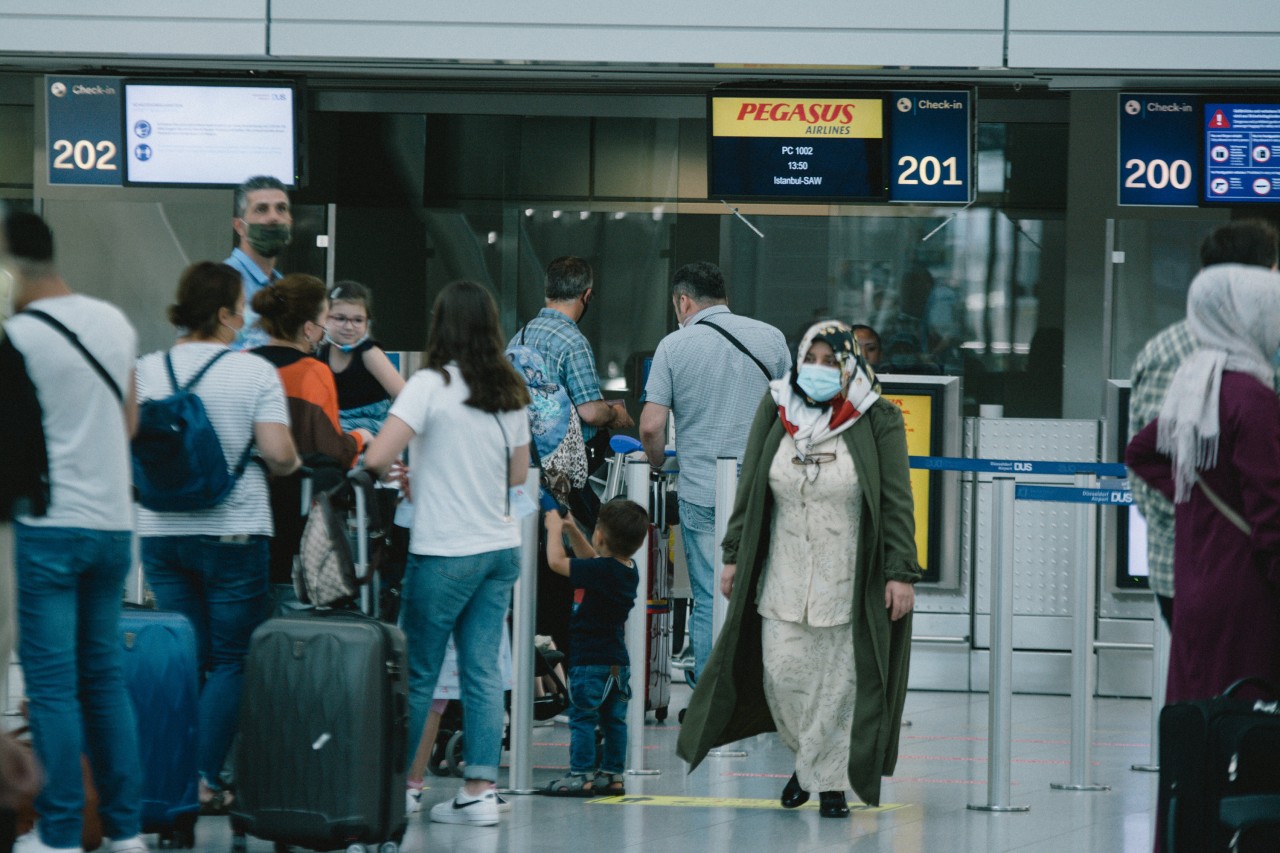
[4,5,1280,852]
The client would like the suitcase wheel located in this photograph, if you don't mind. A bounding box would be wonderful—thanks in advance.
[378,843,399,853]
[655,706,668,723]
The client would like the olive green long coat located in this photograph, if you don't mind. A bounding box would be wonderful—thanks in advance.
[675,393,921,807]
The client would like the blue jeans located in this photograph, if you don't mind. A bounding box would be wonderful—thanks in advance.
[679,500,716,680]
[15,524,141,848]
[400,547,520,783]
[567,665,630,775]
[141,534,269,789]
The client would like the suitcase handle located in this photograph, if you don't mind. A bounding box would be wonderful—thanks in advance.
[1221,676,1280,699]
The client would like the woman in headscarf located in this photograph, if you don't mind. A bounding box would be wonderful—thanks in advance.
[1126,263,1280,706]
[676,320,920,817]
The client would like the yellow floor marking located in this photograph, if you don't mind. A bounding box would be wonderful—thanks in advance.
[587,794,909,813]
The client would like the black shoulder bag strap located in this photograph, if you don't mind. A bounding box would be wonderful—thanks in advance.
[697,318,773,382]
[24,309,124,402]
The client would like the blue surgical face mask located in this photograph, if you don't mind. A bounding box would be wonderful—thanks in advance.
[324,331,369,353]
[796,364,844,402]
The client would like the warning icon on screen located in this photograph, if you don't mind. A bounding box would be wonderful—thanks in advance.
[1209,110,1231,128]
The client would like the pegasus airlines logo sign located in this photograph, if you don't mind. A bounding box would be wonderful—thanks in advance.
[713,98,883,138]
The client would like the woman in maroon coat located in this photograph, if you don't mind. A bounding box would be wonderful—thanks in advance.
[1126,263,1280,705]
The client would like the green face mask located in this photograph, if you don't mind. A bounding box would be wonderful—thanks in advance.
[243,222,291,258]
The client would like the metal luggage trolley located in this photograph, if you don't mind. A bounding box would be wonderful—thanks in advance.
[602,435,676,722]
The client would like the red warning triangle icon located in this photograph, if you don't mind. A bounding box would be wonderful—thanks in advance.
[1210,110,1231,128]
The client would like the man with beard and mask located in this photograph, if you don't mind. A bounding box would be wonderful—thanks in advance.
[639,261,790,683]
[225,175,292,351]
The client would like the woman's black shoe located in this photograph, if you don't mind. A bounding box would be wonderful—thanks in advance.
[819,791,849,818]
[781,772,810,808]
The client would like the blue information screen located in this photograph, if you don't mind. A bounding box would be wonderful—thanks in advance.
[1203,102,1280,203]
[888,90,972,204]
[1117,93,1198,207]
[45,76,124,187]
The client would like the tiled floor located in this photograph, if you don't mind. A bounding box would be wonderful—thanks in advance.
[176,684,1157,853]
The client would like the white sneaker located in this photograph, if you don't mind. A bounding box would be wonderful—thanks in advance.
[493,792,512,814]
[405,785,423,815]
[14,830,83,853]
[107,837,148,853]
[429,788,500,826]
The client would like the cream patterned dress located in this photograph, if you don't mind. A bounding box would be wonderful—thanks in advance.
[758,431,861,792]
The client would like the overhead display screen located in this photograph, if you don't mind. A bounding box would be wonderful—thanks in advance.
[1202,102,1280,203]
[122,82,298,188]
[1117,93,1199,207]
[709,95,888,200]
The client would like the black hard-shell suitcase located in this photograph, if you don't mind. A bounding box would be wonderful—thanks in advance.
[1157,677,1280,852]
[230,612,408,853]
[119,607,200,848]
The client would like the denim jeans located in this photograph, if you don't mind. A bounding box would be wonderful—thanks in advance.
[141,534,269,790]
[567,665,630,775]
[678,500,717,680]
[15,523,141,848]
[400,547,520,783]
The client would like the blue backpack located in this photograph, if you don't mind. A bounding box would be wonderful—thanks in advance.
[132,350,252,512]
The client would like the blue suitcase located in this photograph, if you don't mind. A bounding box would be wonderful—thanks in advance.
[120,607,201,848]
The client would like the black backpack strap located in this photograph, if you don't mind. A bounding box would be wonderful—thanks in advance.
[519,321,529,345]
[24,309,124,402]
[697,319,773,382]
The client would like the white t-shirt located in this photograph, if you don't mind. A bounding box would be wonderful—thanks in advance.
[135,342,289,537]
[6,294,137,530]
[389,365,530,557]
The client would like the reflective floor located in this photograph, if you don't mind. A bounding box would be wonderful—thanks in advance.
[180,684,1157,853]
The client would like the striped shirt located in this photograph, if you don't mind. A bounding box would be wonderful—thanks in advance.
[645,305,791,505]
[135,343,289,537]
[509,308,603,441]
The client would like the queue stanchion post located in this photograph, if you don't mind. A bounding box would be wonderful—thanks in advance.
[505,466,541,794]
[969,476,1030,812]
[708,456,746,759]
[1132,596,1169,773]
[1051,473,1110,792]
[624,456,659,776]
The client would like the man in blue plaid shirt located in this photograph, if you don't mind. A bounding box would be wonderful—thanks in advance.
[1128,220,1279,628]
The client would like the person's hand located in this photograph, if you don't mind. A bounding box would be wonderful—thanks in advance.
[608,400,636,430]
[353,427,375,446]
[885,580,915,621]
[720,563,737,598]
[388,461,412,501]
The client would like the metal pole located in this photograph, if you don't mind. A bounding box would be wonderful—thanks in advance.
[1051,474,1110,792]
[970,476,1029,812]
[1132,597,1169,773]
[625,457,659,776]
[708,456,746,759]
[506,466,541,794]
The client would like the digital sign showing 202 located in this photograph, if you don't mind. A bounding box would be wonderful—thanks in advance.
[709,97,888,200]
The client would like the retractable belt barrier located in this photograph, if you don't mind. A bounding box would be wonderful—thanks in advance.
[919,454,1126,806]
[506,466,541,794]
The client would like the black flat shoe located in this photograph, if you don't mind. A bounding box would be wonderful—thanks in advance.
[819,791,849,818]
[781,772,810,809]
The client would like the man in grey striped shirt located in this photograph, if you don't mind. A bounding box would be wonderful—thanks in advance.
[640,262,790,680]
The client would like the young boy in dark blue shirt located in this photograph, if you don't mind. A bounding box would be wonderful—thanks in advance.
[542,499,648,797]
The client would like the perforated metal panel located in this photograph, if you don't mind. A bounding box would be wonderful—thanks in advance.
[972,419,1099,623]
